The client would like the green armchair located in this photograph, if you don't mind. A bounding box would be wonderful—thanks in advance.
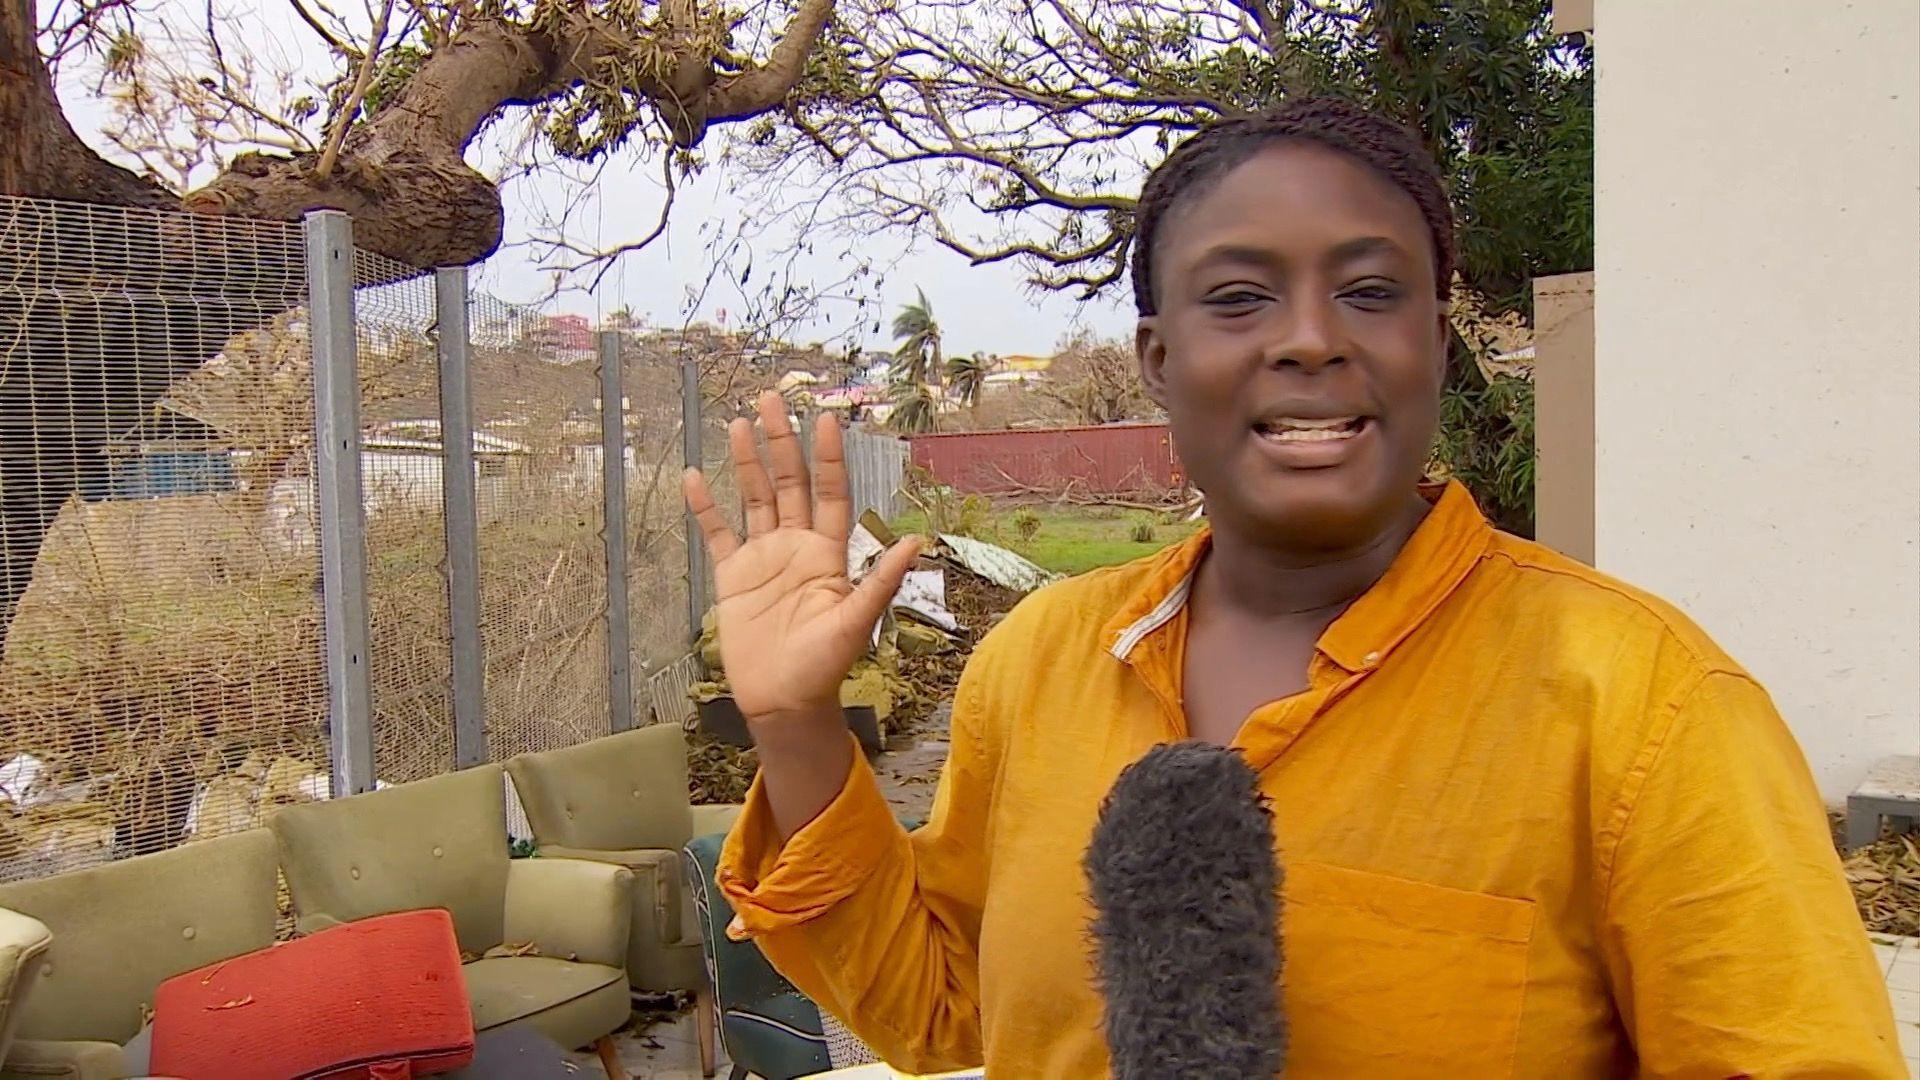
[505,724,741,1077]
[0,907,51,1067]
[269,764,635,1073]
[0,830,279,1080]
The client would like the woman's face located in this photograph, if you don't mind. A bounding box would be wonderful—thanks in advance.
[1137,141,1447,552]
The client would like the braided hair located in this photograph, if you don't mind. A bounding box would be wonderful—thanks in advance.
[1130,97,1455,317]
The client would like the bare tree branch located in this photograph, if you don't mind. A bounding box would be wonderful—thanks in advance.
[311,0,393,181]
[164,0,843,265]
[288,0,352,54]
[528,153,681,293]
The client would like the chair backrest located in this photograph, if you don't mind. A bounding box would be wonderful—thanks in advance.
[0,829,279,1045]
[505,725,694,853]
[0,906,52,1061]
[270,765,510,955]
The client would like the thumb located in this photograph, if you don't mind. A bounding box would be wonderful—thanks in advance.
[841,536,923,638]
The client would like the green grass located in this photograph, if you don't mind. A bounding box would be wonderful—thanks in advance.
[895,504,1201,576]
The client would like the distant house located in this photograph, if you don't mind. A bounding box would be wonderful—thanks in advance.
[998,354,1053,374]
[364,420,531,494]
[80,406,238,503]
[528,314,596,364]
[264,423,534,553]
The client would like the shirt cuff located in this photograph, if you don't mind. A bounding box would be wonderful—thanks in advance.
[716,735,901,939]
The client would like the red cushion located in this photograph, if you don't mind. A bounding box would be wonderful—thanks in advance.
[151,909,475,1080]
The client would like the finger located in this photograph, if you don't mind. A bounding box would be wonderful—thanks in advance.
[729,416,778,537]
[682,468,741,561]
[841,536,923,638]
[757,391,812,530]
[811,412,852,544]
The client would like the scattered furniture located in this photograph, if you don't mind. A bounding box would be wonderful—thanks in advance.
[1847,755,1920,848]
[269,764,634,1079]
[150,909,474,1079]
[682,833,880,1080]
[504,725,742,1076]
[0,830,280,1080]
[0,908,52,1065]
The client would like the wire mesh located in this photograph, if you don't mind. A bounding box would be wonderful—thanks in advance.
[698,383,746,543]
[619,335,693,724]
[351,252,453,784]
[0,199,807,883]
[467,294,610,761]
[0,195,323,877]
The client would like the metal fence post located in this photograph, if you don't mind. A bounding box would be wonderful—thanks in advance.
[305,210,375,796]
[600,332,634,732]
[436,267,487,766]
[680,350,708,648]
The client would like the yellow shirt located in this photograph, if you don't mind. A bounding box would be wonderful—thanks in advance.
[719,483,1899,1078]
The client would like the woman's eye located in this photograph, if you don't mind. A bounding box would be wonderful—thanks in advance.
[1342,285,1400,306]
[1204,291,1268,310]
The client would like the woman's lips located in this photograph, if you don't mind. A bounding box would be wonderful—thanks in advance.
[1249,416,1374,467]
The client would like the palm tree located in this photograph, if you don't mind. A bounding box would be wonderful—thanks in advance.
[891,288,943,389]
[946,352,994,414]
[888,380,938,434]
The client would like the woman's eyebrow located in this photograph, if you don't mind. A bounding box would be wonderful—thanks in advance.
[1326,235,1408,265]
[1188,236,1410,276]
[1187,243,1281,274]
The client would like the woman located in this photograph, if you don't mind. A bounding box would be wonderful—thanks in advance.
[683,99,1899,1077]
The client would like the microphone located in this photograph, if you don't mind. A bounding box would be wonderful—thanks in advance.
[1083,741,1285,1079]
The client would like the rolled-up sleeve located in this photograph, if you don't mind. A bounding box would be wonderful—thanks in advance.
[715,652,1002,1073]
[719,739,902,937]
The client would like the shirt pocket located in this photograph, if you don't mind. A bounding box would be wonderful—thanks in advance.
[1282,860,1537,1079]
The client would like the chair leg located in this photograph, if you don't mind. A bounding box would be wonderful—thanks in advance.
[729,1067,749,1080]
[594,1034,626,1080]
[697,986,718,1078]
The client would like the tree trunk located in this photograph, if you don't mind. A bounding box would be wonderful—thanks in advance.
[0,0,173,210]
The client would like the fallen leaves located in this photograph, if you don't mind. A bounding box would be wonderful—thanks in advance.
[1844,831,1920,936]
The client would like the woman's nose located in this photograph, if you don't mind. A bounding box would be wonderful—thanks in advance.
[1261,298,1344,371]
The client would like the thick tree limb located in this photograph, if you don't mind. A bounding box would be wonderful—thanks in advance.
[74,0,840,268]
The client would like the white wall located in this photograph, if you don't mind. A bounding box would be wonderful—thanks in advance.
[1593,1,1920,800]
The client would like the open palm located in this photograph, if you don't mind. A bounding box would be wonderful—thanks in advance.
[683,392,920,722]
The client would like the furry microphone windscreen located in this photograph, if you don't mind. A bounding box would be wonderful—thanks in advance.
[1083,741,1285,1079]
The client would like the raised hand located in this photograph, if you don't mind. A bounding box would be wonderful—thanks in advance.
[682,391,921,725]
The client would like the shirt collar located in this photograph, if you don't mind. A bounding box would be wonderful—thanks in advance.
[1103,481,1493,672]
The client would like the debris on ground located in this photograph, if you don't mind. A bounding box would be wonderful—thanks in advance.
[0,800,117,881]
[687,733,758,806]
[1844,829,1920,936]
[685,523,1031,803]
[936,533,1061,594]
[184,753,336,839]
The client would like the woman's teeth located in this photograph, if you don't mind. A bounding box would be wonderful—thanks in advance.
[1255,417,1364,442]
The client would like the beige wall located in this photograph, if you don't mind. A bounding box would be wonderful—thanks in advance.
[1534,272,1595,564]
[1593,0,1920,800]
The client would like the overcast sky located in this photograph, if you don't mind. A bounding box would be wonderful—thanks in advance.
[484,145,1137,356]
[55,2,1138,358]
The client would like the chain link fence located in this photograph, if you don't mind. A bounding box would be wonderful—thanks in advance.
[466,292,611,763]
[0,197,910,884]
[353,255,456,785]
[0,196,322,875]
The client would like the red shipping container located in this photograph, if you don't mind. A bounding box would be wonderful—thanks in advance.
[909,424,1186,498]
